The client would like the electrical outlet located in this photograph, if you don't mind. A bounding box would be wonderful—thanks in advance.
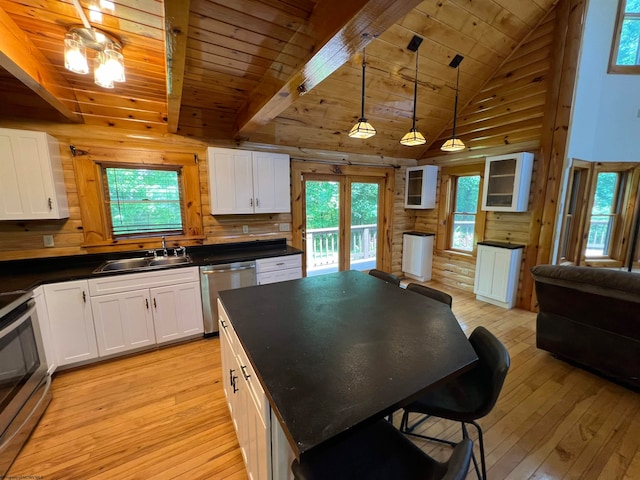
[279,223,291,232]
[242,225,249,234]
[43,235,54,247]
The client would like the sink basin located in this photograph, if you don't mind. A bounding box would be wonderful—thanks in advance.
[148,256,192,266]
[93,255,191,273]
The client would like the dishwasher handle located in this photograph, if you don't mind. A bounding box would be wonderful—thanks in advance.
[201,264,255,275]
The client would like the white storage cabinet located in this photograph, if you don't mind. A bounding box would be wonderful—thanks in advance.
[481,152,534,212]
[208,147,291,215]
[88,267,203,350]
[473,242,524,309]
[256,254,302,285]
[402,232,434,282]
[404,165,438,209]
[33,285,57,374]
[0,128,69,220]
[43,280,98,367]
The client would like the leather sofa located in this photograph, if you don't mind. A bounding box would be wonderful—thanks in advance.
[531,265,640,390]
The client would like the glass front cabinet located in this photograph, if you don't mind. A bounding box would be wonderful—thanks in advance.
[404,165,438,209]
[481,152,534,212]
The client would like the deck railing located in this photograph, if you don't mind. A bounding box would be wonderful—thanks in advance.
[306,224,377,269]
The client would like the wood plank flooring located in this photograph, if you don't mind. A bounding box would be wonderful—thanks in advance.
[8,284,640,479]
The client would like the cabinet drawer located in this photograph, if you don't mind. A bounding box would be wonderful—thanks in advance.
[255,254,301,273]
[89,266,199,296]
[257,268,302,285]
[237,345,268,424]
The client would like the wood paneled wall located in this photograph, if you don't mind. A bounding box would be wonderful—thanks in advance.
[0,121,415,269]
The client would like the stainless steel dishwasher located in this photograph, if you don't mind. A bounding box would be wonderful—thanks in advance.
[200,261,256,335]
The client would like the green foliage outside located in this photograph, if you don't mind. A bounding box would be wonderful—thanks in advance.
[592,172,617,214]
[305,181,379,229]
[452,175,480,251]
[617,0,640,65]
[106,167,182,236]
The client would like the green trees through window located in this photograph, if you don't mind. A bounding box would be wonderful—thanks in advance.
[451,175,480,251]
[612,0,640,71]
[105,167,184,237]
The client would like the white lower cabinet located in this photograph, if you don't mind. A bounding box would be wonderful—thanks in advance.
[33,285,57,374]
[218,299,294,480]
[151,282,204,344]
[90,289,156,357]
[473,243,524,309]
[256,255,302,286]
[43,279,98,367]
[44,266,204,368]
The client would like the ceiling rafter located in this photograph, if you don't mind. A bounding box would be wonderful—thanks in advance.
[164,0,191,133]
[234,0,423,140]
[0,5,82,123]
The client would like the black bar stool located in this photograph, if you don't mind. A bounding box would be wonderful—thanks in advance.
[292,419,473,480]
[368,269,401,286]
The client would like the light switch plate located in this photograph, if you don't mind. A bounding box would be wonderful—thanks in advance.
[43,235,54,247]
[279,223,291,232]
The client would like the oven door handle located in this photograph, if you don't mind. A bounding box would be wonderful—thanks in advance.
[0,374,51,452]
[0,303,36,341]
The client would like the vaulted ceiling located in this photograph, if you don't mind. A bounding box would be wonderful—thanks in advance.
[0,0,559,159]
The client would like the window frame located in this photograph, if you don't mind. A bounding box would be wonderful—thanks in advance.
[436,163,486,257]
[609,0,640,74]
[73,147,204,251]
[102,163,186,239]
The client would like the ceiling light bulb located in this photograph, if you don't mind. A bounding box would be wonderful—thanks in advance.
[64,33,89,74]
[103,45,125,82]
[94,51,115,88]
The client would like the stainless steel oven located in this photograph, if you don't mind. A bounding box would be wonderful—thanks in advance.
[0,292,52,476]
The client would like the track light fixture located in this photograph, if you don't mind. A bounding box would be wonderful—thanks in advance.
[400,35,426,147]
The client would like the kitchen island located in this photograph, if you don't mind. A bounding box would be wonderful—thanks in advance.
[218,270,478,479]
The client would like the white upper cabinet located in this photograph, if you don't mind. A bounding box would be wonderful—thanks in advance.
[481,152,534,212]
[208,147,291,215]
[0,128,69,220]
[405,165,438,209]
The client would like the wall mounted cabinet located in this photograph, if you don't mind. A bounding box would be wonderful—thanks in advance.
[481,152,534,212]
[0,128,69,220]
[404,165,438,209]
[208,147,291,215]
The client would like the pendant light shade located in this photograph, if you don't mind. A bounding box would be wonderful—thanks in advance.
[400,36,426,147]
[441,54,466,152]
[349,48,376,139]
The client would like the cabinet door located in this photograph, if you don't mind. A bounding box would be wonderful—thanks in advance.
[0,128,68,220]
[252,151,291,213]
[481,152,534,212]
[151,281,204,344]
[91,290,156,357]
[208,147,254,214]
[43,280,98,366]
[404,165,437,209]
[33,286,57,374]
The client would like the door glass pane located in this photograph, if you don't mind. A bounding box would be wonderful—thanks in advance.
[305,180,340,276]
[587,172,618,257]
[350,182,379,270]
[451,175,480,251]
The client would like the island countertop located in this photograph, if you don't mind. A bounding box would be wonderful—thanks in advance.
[218,270,478,457]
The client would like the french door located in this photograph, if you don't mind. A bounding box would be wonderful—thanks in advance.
[291,161,394,277]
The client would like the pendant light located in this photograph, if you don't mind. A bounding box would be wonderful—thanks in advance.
[400,35,426,147]
[349,48,376,139]
[441,54,465,152]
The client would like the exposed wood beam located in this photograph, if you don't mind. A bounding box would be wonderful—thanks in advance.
[235,0,423,139]
[0,6,82,123]
[164,0,190,134]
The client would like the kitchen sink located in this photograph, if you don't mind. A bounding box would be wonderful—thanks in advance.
[93,255,191,273]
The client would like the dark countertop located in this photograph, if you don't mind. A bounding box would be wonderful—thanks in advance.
[403,231,435,237]
[0,238,302,296]
[219,270,478,457]
[477,240,525,249]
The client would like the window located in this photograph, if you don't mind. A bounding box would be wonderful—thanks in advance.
[610,0,640,73]
[73,147,203,248]
[104,166,184,237]
[450,175,480,252]
[436,164,485,255]
[586,172,624,257]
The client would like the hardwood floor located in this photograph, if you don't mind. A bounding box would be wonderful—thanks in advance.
[9,284,640,479]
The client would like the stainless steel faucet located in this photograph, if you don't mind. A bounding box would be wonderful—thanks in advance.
[161,235,168,256]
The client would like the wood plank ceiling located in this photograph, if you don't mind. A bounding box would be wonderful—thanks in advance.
[0,0,559,159]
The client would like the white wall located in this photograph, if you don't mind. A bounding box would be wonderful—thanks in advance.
[568,0,640,162]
